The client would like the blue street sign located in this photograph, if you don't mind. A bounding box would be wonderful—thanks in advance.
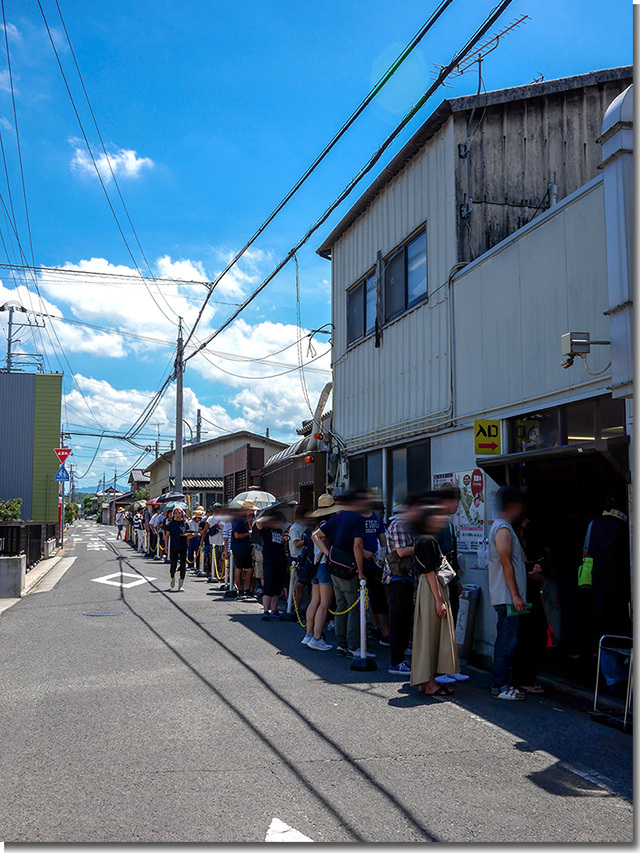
[54,464,70,482]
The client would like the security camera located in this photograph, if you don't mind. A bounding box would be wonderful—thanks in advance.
[561,355,575,369]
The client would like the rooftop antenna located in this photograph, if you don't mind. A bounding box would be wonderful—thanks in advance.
[432,14,530,79]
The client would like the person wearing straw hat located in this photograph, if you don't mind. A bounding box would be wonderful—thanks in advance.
[231,501,255,597]
[302,494,340,651]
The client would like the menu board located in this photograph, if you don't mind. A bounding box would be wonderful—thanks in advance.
[432,468,486,552]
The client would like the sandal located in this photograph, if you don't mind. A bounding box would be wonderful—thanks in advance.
[421,685,453,698]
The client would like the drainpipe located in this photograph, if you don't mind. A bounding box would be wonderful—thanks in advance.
[547,181,558,207]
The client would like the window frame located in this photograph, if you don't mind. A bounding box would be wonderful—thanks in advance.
[346,223,428,350]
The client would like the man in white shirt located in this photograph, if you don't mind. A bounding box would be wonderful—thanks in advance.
[488,486,532,701]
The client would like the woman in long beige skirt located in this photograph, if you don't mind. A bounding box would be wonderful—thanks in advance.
[410,525,460,697]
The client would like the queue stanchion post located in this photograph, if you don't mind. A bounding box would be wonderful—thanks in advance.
[281,562,298,622]
[350,579,377,671]
[223,549,236,597]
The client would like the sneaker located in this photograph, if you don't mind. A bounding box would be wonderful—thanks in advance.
[301,634,312,646]
[404,647,413,657]
[178,578,184,592]
[336,646,348,657]
[325,620,335,632]
[269,610,279,619]
[435,674,456,685]
[236,590,244,599]
[388,661,412,676]
[447,673,469,682]
[261,612,270,621]
[170,576,175,589]
[308,637,333,651]
[379,636,390,647]
[347,648,377,659]
[492,686,525,701]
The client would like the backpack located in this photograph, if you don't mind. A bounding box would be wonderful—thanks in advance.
[296,532,317,584]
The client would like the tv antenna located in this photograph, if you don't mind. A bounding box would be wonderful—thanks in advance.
[433,14,530,79]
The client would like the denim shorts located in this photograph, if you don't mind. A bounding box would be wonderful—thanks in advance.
[311,561,333,585]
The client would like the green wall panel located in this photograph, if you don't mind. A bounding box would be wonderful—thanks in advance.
[31,374,62,522]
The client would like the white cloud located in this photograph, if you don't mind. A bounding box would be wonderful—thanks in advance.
[70,138,154,182]
[0,70,14,94]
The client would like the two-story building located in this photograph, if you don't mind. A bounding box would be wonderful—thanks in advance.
[317,67,633,674]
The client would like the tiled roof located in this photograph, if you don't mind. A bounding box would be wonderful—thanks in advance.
[169,476,224,490]
[130,469,150,483]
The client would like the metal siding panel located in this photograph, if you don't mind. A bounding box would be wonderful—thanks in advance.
[32,373,62,521]
[0,373,36,518]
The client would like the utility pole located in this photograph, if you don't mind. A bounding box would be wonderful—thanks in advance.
[6,303,13,371]
[196,408,202,443]
[112,469,117,526]
[60,430,65,549]
[174,317,184,494]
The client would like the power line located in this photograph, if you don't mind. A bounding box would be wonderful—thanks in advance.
[183,0,456,350]
[186,0,515,362]
[36,0,179,328]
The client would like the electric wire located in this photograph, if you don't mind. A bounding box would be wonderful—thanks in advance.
[186,0,515,362]
[183,0,457,350]
[36,0,178,328]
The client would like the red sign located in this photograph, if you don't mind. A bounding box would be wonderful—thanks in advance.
[471,469,484,497]
[54,447,72,464]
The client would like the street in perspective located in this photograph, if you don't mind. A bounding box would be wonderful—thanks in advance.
[0,0,634,845]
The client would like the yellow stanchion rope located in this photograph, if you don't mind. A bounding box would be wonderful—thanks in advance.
[186,539,203,567]
[212,546,225,580]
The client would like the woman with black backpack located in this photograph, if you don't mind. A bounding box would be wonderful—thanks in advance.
[302,494,340,651]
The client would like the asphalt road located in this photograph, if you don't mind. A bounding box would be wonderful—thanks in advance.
[0,521,633,843]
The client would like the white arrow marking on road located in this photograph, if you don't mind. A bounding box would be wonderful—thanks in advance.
[91,572,156,589]
[265,818,313,842]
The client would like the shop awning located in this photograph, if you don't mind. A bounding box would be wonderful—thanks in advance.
[477,436,630,484]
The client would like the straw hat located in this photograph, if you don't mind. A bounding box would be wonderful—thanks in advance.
[193,508,205,517]
[238,499,255,509]
[196,505,205,512]
[309,493,340,518]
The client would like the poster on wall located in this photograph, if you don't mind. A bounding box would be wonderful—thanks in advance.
[433,468,486,552]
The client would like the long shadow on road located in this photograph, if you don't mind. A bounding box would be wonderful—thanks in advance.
[106,541,439,843]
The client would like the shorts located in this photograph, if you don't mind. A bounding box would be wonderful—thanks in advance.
[312,561,333,585]
[117,524,123,531]
[263,560,288,597]
[232,548,253,570]
[202,542,212,554]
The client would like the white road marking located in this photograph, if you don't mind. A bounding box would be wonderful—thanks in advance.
[30,558,77,594]
[91,572,156,589]
[265,819,313,842]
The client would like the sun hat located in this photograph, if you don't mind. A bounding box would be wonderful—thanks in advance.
[193,508,204,516]
[238,499,255,509]
[309,493,340,518]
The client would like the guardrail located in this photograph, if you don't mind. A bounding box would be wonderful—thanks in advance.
[0,521,58,571]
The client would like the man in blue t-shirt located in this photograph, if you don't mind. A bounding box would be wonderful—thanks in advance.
[313,491,374,659]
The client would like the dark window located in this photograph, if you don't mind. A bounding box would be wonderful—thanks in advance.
[597,396,626,440]
[347,281,365,344]
[508,409,562,453]
[407,441,430,496]
[389,447,407,511]
[407,231,428,305]
[566,400,596,444]
[384,249,405,320]
[349,456,366,490]
[365,274,377,335]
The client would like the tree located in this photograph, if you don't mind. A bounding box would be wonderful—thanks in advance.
[65,501,77,525]
[82,494,94,516]
[132,488,150,501]
[0,498,22,521]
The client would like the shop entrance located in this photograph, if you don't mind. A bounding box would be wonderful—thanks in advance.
[480,438,631,689]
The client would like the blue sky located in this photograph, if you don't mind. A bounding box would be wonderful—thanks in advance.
[0,0,632,488]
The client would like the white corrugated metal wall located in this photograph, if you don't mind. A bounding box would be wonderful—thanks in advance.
[331,119,457,450]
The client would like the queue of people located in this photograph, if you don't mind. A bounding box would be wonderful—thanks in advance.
[112,483,572,703]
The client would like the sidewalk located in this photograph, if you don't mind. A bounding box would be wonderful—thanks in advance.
[0,548,66,618]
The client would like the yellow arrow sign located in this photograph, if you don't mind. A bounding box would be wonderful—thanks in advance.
[475,419,501,455]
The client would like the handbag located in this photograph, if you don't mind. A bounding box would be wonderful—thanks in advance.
[415,540,456,587]
[578,522,594,588]
[327,545,357,580]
